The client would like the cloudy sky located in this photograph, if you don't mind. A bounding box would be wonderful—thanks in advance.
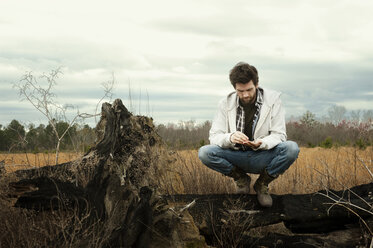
[1,0,372,127]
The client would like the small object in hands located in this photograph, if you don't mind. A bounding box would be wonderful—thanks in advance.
[243,140,252,146]
[243,140,262,149]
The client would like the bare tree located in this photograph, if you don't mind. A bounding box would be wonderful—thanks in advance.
[13,68,97,165]
[350,109,362,124]
[94,73,115,124]
[328,105,347,125]
[362,110,373,123]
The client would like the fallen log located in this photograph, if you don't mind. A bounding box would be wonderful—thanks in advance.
[165,182,373,234]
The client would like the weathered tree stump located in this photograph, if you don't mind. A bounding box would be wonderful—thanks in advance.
[3,99,373,248]
[5,99,206,247]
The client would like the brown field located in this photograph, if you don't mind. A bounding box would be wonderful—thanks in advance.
[0,152,82,173]
[1,147,373,195]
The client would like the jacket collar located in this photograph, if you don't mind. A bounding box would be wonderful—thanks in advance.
[227,87,265,110]
[226,87,281,134]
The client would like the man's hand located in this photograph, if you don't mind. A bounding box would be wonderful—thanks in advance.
[230,131,249,144]
[243,140,262,149]
[230,131,262,149]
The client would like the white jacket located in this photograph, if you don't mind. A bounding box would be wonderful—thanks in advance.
[209,88,287,150]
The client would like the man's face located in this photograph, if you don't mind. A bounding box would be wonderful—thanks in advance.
[235,80,258,105]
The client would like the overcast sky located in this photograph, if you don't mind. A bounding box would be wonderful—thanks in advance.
[1,0,372,127]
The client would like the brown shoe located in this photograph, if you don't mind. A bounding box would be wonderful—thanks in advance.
[254,170,276,207]
[228,167,251,194]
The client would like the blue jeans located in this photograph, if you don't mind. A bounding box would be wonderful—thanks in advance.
[198,141,300,177]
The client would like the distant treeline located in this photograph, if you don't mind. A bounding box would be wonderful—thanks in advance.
[0,120,96,153]
[157,117,373,150]
[156,120,211,149]
[0,114,372,153]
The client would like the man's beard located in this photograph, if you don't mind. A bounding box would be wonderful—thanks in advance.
[240,93,256,106]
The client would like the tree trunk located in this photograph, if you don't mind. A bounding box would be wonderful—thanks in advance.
[55,139,60,165]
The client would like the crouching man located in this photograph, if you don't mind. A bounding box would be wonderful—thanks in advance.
[198,62,300,207]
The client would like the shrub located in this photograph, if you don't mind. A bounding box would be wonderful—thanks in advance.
[320,136,333,148]
[354,138,367,150]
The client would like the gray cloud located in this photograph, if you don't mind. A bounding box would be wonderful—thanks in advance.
[0,0,373,127]
[0,38,151,73]
[150,15,274,38]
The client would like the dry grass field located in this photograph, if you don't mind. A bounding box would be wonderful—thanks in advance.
[160,146,373,195]
[1,146,372,195]
[0,152,82,173]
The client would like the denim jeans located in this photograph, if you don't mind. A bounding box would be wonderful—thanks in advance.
[198,141,300,177]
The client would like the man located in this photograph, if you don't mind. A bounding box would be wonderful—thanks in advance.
[198,62,300,207]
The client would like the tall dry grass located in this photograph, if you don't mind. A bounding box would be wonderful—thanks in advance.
[161,146,373,195]
[0,152,82,173]
[0,152,109,248]
[0,184,108,248]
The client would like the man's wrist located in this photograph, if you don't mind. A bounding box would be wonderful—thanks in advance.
[253,139,264,150]
[229,132,235,143]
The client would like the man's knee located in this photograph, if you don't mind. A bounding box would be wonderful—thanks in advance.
[198,145,217,165]
[198,145,209,164]
[284,141,300,161]
[198,145,234,175]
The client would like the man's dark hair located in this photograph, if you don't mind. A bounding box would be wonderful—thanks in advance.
[229,62,259,88]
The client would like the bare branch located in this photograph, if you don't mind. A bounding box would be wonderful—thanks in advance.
[13,68,116,165]
[357,157,373,180]
[318,193,373,235]
[95,73,115,124]
[314,158,372,209]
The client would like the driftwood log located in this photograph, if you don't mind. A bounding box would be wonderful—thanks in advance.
[2,99,373,248]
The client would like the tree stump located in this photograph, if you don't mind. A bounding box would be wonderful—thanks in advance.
[5,99,206,247]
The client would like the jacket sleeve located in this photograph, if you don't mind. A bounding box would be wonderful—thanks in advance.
[257,97,287,150]
[209,99,235,149]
